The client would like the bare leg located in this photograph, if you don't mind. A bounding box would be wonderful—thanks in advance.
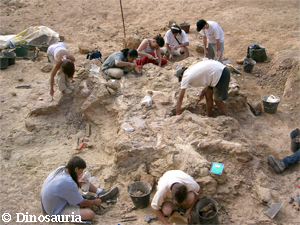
[215,100,227,115]
[80,208,95,221]
[89,183,97,193]
[161,201,175,216]
[205,88,214,117]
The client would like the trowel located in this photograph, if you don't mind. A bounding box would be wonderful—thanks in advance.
[251,194,283,219]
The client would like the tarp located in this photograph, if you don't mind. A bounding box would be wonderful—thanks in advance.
[0,26,59,49]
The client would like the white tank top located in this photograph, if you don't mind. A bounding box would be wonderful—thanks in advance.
[47,42,68,58]
[141,39,155,54]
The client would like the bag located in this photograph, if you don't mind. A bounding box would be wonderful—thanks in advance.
[87,50,102,62]
[247,43,267,62]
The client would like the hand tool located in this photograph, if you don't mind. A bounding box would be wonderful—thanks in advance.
[118,218,137,222]
[121,215,136,219]
[251,194,283,219]
[289,197,294,204]
[78,139,89,150]
[192,99,201,109]
[15,84,31,89]
[74,221,91,224]
[106,198,118,203]
[145,215,158,223]
[247,103,261,116]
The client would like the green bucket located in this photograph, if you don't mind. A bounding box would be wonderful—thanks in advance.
[14,47,28,57]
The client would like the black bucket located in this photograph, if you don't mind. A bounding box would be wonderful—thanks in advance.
[290,128,300,153]
[0,57,8,70]
[127,181,152,209]
[3,51,16,65]
[196,198,219,225]
[243,58,256,73]
[261,95,281,114]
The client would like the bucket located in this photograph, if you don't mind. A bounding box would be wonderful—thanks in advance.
[127,181,152,209]
[0,57,8,70]
[179,22,191,33]
[14,47,28,57]
[3,51,16,65]
[243,58,256,73]
[196,198,219,225]
[261,95,281,114]
[290,128,300,153]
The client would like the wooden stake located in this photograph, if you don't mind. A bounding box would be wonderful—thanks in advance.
[119,0,126,38]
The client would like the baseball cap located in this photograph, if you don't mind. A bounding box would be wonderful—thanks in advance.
[175,67,188,82]
[196,19,206,32]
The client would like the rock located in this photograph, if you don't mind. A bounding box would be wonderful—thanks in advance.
[76,68,89,79]
[256,186,272,202]
[140,172,155,187]
[168,20,176,27]
[11,92,17,96]
[29,101,59,115]
[196,43,205,53]
[78,45,96,54]
[40,63,53,72]
[236,59,244,64]
[123,35,141,49]
[25,119,36,131]
[107,87,116,96]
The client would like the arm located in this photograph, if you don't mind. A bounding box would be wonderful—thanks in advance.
[199,87,208,101]
[216,39,222,57]
[78,199,101,208]
[184,188,201,222]
[166,43,173,60]
[203,36,208,55]
[173,41,189,50]
[156,48,162,67]
[151,207,170,225]
[115,60,135,68]
[137,40,155,60]
[176,89,186,115]
[49,61,62,97]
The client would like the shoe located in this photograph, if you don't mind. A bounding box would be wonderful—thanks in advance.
[268,155,285,174]
[63,88,72,94]
[82,194,96,200]
[67,85,74,90]
[98,187,119,202]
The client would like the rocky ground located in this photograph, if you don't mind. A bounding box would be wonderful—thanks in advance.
[0,0,299,224]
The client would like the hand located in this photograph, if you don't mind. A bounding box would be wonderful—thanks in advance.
[184,211,191,223]
[130,62,136,68]
[173,45,179,50]
[78,177,87,184]
[204,49,208,55]
[50,89,54,97]
[169,54,173,61]
[217,50,223,57]
[94,199,102,206]
[148,55,155,60]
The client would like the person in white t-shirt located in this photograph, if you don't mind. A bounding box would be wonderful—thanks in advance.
[151,170,200,224]
[196,20,225,62]
[175,60,230,117]
[161,24,189,60]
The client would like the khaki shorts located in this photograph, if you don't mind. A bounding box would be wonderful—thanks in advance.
[60,203,80,216]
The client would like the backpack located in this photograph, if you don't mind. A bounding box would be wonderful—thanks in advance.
[87,50,102,62]
[247,43,267,62]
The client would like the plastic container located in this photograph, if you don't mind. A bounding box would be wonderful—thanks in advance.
[261,95,281,114]
[14,47,28,57]
[290,128,300,153]
[196,198,219,225]
[179,22,191,33]
[243,58,256,73]
[81,171,91,195]
[0,57,8,70]
[3,51,16,65]
[127,181,152,209]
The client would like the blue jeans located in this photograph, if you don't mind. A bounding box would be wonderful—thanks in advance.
[281,149,300,168]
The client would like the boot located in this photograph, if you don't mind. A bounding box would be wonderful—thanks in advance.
[268,155,286,174]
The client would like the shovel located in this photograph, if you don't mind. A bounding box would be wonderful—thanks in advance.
[251,194,283,219]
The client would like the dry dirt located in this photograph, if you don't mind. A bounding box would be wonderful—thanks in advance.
[0,0,300,225]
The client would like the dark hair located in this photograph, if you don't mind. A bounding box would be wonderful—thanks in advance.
[65,156,86,187]
[62,59,75,78]
[171,24,182,35]
[153,34,165,47]
[172,183,188,204]
[121,48,138,58]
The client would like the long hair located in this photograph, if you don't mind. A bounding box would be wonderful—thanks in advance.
[153,34,165,47]
[121,48,138,58]
[65,156,86,187]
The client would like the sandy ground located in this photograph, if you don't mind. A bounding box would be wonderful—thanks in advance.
[0,0,300,224]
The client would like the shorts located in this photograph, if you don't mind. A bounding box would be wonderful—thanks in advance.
[208,67,230,101]
[60,203,80,217]
[161,47,184,56]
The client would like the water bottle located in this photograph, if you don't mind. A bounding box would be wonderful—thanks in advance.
[81,170,91,195]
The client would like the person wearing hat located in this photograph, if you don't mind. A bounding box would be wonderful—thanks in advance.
[175,60,230,117]
[160,24,189,60]
[196,19,224,62]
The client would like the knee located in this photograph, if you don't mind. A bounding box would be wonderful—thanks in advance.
[80,208,95,221]
[161,207,173,216]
